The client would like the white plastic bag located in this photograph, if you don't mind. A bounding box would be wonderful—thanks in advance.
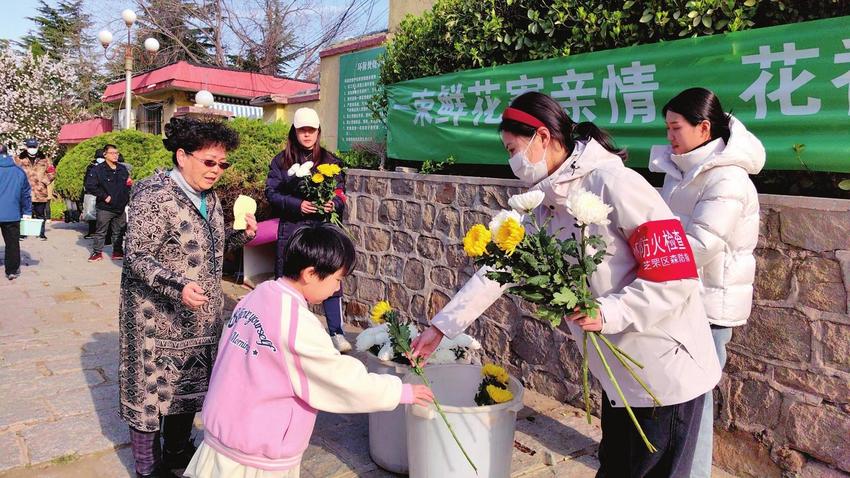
[82,194,97,221]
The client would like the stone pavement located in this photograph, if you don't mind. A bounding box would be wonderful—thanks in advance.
[0,221,735,477]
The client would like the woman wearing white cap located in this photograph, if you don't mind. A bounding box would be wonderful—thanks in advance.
[265,107,352,352]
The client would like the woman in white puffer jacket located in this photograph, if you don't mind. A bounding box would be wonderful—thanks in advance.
[649,87,765,478]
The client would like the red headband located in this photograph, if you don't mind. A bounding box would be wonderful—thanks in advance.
[502,107,545,129]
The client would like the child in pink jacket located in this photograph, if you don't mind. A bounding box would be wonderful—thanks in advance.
[185,224,433,478]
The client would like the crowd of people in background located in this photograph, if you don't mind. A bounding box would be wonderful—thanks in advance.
[0,138,53,280]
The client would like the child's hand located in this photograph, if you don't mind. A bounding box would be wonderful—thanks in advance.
[411,385,435,407]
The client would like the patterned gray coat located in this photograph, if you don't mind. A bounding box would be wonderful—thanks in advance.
[119,170,248,432]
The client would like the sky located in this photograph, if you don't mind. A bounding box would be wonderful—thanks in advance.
[2,0,389,55]
[2,0,41,42]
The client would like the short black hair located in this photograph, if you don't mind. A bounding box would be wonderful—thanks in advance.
[0,144,7,155]
[281,223,356,280]
[103,144,118,153]
[162,116,240,166]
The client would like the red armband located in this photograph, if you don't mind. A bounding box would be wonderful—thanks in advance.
[334,188,347,203]
[628,219,698,282]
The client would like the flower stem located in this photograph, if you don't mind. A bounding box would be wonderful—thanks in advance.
[588,333,657,453]
[582,332,591,425]
[596,333,645,370]
[414,365,479,475]
[597,334,661,407]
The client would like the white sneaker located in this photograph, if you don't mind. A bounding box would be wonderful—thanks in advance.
[331,334,352,353]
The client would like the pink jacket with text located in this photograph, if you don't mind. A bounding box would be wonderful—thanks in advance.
[201,279,412,471]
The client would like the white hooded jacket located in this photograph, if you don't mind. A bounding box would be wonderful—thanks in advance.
[432,139,721,408]
[649,117,765,327]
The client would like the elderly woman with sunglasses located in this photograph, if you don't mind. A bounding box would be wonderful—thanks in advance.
[118,117,257,478]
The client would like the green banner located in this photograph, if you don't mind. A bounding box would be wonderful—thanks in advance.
[338,46,386,151]
[387,16,850,172]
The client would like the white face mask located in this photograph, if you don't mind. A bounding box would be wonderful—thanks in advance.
[26,148,38,156]
[508,133,548,186]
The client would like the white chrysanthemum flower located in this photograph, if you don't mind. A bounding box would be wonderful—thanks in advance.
[436,336,456,350]
[287,161,314,178]
[453,334,481,350]
[489,209,523,236]
[373,332,390,345]
[566,189,613,226]
[508,190,545,214]
[355,324,389,352]
[376,342,394,361]
[429,348,458,364]
[407,323,420,341]
[355,333,375,352]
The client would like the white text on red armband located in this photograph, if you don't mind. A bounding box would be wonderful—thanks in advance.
[628,219,698,282]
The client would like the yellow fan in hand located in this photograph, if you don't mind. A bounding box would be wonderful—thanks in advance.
[233,195,257,230]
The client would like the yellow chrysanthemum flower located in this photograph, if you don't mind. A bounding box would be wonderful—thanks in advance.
[486,384,514,404]
[317,163,342,177]
[370,301,393,324]
[494,217,525,255]
[463,224,491,257]
[481,364,509,384]
[311,173,325,184]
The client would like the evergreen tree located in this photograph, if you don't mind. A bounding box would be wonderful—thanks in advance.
[134,0,215,69]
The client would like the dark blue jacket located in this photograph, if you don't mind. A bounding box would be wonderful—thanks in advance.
[84,161,131,213]
[0,154,32,222]
[264,149,346,247]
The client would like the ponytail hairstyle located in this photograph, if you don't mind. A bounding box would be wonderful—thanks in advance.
[279,125,326,170]
[662,87,731,144]
[498,91,627,161]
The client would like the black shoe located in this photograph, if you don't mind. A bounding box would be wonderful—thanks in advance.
[135,466,179,478]
[162,442,197,470]
[39,236,47,241]
[83,234,92,239]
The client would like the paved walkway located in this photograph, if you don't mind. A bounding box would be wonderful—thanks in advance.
[0,221,734,477]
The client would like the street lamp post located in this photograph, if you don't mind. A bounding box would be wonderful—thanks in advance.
[98,10,160,130]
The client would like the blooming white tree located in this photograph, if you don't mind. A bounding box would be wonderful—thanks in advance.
[0,47,81,159]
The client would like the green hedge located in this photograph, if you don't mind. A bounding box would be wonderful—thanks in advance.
[376,0,850,112]
[382,0,850,84]
[54,129,171,200]
[54,119,290,221]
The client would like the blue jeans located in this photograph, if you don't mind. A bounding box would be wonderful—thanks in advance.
[323,294,344,336]
[690,326,733,478]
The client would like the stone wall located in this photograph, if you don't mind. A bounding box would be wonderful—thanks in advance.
[342,169,850,477]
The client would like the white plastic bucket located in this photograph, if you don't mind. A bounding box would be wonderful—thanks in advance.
[19,218,44,237]
[367,352,412,473]
[404,364,524,478]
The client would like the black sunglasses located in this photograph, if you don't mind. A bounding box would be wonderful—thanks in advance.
[187,152,231,170]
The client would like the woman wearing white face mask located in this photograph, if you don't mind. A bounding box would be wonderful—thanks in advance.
[412,92,721,476]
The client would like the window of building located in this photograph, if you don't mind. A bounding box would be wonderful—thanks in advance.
[136,103,163,134]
